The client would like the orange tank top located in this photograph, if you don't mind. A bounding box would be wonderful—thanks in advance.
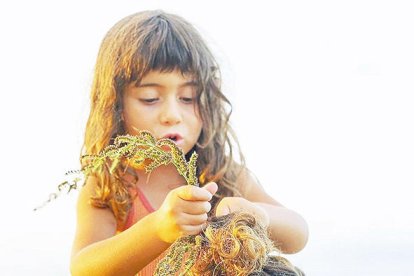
[121,186,167,275]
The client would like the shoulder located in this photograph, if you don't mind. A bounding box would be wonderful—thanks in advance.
[236,166,283,206]
[76,176,118,227]
[71,176,117,258]
[76,176,114,217]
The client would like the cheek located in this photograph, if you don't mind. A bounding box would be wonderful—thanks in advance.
[122,114,137,135]
[196,117,203,131]
[194,118,203,140]
[122,107,147,134]
[188,104,202,122]
[196,107,204,129]
[192,107,203,133]
[186,107,203,129]
[123,98,152,121]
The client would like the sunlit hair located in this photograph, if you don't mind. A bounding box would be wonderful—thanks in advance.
[83,10,244,223]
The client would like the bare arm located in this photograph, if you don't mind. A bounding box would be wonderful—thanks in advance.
[215,169,308,254]
[252,203,308,254]
[70,177,218,276]
[70,177,170,276]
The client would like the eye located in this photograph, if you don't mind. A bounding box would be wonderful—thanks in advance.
[139,98,158,104]
[180,97,194,104]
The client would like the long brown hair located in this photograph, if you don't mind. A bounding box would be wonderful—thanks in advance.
[83,10,244,224]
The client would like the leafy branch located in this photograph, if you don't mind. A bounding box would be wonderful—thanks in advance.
[34,130,199,211]
[82,130,199,186]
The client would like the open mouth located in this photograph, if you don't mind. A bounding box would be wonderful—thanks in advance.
[163,134,182,143]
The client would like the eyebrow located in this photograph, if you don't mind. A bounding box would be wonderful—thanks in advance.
[137,80,198,88]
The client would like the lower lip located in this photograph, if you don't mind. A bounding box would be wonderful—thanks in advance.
[162,138,184,145]
[173,139,184,146]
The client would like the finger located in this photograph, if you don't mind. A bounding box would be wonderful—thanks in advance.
[182,201,211,215]
[176,185,213,201]
[180,224,205,236]
[177,213,208,226]
[202,182,218,197]
[215,203,231,217]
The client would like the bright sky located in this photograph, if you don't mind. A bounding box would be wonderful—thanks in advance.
[1,1,413,275]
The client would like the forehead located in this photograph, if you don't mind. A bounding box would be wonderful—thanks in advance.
[137,70,196,85]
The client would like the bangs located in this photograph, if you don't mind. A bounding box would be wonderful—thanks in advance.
[126,13,206,83]
[144,19,193,73]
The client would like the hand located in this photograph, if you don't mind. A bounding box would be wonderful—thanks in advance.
[215,197,270,227]
[154,182,218,243]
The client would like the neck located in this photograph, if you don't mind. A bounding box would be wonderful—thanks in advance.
[136,164,187,189]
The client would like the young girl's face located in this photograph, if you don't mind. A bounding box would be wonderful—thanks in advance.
[122,70,203,155]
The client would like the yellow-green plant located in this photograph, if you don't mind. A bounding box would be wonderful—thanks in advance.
[81,130,199,186]
[34,130,198,211]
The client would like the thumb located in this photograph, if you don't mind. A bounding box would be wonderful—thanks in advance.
[215,200,231,216]
[202,182,218,197]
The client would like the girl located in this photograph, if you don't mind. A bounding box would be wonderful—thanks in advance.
[70,10,308,275]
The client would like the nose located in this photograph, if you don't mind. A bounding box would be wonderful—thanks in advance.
[159,97,182,125]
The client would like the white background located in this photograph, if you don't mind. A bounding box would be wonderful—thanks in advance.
[0,0,413,275]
